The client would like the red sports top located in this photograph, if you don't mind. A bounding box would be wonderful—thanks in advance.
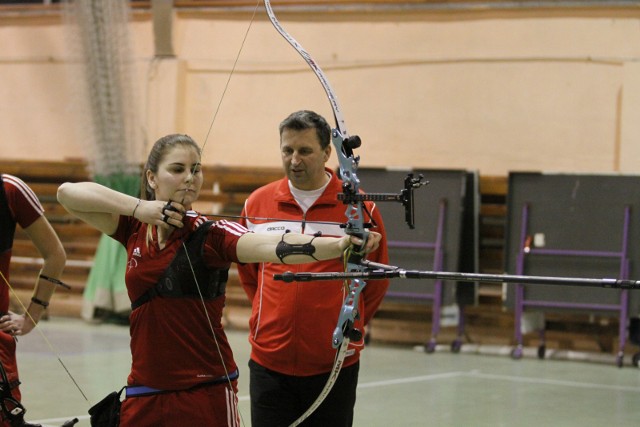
[111,214,249,390]
[0,174,43,313]
[237,168,390,376]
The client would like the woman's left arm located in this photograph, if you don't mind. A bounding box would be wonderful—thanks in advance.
[0,216,66,336]
[236,231,381,264]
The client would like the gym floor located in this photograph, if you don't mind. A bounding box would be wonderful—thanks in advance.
[15,317,640,427]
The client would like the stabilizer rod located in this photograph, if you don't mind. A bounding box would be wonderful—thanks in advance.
[274,268,640,290]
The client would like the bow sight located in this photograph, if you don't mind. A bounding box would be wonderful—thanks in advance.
[338,147,429,230]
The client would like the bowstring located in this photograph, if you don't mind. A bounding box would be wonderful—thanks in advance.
[200,1,260,154]
[181,246,244,425]
[0,270,89,403]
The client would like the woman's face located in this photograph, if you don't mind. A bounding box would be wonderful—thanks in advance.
[147,144,203,208]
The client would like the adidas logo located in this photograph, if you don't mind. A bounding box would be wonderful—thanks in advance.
[133,247,142,258]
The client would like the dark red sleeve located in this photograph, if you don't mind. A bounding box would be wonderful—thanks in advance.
[110,214,137,247]
[202,220,249,267]
[236,204,260,302]
[3,174,43,229]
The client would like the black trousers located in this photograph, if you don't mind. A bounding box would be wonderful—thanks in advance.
[249,358,359,427]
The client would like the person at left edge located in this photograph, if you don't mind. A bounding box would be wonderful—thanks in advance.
[0,173,67,427]
[56,133,381,427]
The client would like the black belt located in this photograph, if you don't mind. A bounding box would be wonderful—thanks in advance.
[125,369,239,398]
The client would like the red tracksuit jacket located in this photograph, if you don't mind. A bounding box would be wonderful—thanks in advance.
[238,168,390,376]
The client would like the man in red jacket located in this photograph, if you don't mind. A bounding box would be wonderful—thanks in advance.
[238,110,390,426]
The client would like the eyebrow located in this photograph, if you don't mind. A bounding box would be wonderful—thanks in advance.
[168,162,201,167]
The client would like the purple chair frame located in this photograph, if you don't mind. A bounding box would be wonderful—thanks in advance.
[512,203,630,367]
[385,200,466,353]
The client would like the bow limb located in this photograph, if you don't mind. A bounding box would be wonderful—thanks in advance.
[263,0,348,138]
[289,339,350,427]
[263,1,369,425]
[263,0,368,248]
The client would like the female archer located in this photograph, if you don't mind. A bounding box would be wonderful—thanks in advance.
[57,133,381,427]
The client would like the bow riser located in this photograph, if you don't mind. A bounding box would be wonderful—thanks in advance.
[331,130,368,349]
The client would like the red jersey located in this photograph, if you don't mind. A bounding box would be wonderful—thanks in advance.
[0,174,44,404]
[111,214,249,391]
[0,174,43,313]
[237,168,390,376]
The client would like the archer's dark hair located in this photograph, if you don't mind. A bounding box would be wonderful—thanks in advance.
[279,110,331,149]
[141,134,201,201]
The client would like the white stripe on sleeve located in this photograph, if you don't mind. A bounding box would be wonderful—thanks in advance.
[3,174,44,215]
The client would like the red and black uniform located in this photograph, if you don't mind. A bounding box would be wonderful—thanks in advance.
[112,214,248,427]
[0,174,44,426]
[238,168,389,426]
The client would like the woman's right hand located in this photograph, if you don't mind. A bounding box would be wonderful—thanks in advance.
[134,200,186,229]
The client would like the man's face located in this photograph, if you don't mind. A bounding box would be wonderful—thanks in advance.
[280,127,331,191]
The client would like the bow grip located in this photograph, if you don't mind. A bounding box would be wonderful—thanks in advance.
[344,228,369,265]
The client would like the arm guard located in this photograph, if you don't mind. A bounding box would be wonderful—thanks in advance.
[275,231,321,264]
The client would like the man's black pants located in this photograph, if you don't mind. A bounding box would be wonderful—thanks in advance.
[248,358,359,427]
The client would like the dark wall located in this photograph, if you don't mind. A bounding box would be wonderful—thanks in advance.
[504,172,640,315]
[357,168,478,306]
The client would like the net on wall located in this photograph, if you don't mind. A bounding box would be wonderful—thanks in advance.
[64,0,144,177]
